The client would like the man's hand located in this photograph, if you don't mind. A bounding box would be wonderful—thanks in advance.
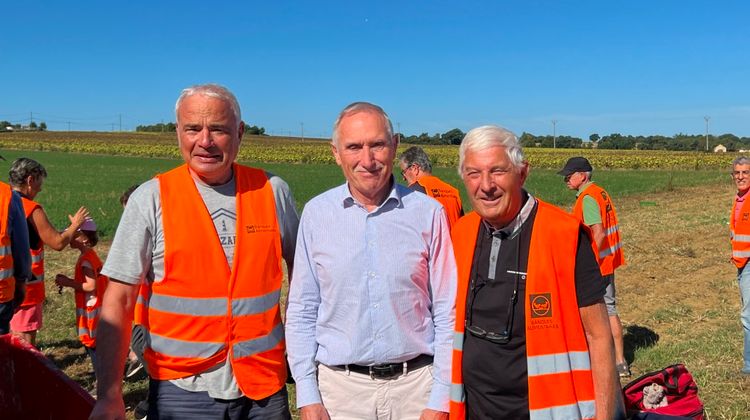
[88,396,126,420]
[299,403,331,420]
[420,408,449,420]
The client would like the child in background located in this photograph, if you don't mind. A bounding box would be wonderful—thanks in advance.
[54,218,107,375]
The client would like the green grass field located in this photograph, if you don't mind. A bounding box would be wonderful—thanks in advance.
[3,147,747,418]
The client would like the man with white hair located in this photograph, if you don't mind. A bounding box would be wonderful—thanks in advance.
[90,84,299,420]
[729,155,750,376]
[286,102,456,420]
[448,126,623,419]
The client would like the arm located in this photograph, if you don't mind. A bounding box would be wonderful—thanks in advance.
[285,211,326,415]
[55,265,96,292]
[29,206,89,251]
[423,207,457,416]
[579,301,625,420]
[89,279,139,420]
[589,222,606,252]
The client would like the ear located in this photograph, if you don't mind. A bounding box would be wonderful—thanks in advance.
[238,121,245,143]
[518,161,530,186]
[331,142,342,166]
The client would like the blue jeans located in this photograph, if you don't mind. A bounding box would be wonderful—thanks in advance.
[739,266,750,372]
[147,379,291,420]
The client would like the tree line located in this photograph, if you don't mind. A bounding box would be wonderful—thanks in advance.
[135,123,267,135]
[0,120,47,131]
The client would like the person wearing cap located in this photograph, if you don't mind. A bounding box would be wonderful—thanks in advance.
[285,102,456,420]
[398,146,464,229]
[54,217,107,374]
[559,156,629,377]
[729,156,750,376]
[449,126,623,419]
[89,84,299,420]
[7,157,90,346]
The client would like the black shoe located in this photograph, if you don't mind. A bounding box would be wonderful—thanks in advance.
[134,400,148,420]
[125,359,144,379]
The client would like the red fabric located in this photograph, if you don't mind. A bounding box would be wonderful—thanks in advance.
[622,364,705,419]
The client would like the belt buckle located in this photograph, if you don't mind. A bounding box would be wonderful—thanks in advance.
[368,364,399,380]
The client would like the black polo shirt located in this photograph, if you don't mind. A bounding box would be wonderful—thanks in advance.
[462,198,606,419]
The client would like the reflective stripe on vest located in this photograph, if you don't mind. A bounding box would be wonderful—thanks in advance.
[74,249,105,348]
[730,197,750,268]
[0,183,14,303]
[449,204,596,419]
[20,198,45,306]
[146,164,286,400]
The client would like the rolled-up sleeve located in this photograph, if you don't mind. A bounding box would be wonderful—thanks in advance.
[426,207,458,411]
[9,192,31,283]
[285,209,323,407]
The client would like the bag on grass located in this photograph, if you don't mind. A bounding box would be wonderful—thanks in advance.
[622,363,705,420]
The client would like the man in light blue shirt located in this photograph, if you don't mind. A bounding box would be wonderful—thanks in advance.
[285,102,457,420]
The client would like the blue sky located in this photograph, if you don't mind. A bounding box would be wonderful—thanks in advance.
[2,1,748,139]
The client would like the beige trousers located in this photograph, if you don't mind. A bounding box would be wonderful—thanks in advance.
[318,363,433,420]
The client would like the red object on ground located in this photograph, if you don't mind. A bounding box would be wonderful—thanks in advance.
[0,334,95,419]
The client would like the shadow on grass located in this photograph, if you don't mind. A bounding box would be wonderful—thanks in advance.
[41,339,89,369]
[624,324,659,364]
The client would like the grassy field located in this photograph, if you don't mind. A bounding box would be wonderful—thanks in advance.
[3,145,747,418]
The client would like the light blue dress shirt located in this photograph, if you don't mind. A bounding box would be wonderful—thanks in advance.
[285,181,457,412]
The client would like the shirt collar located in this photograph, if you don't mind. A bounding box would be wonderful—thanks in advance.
[341,176,401,211]
[481,190,536,239]
[576,181,594,197]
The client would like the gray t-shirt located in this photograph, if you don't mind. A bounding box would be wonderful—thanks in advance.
[102,170,299,399]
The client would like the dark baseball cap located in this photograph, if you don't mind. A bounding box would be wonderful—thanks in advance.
[557,157,593,176]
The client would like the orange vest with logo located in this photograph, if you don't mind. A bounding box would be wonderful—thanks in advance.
[449,202,596,419]
[142,164,286,400]
[74,248,106,348]
[572,183,625,276]
[415,175,464,229]
[0,183,15,303]
[18,197,45,307]
[730,196,750,268]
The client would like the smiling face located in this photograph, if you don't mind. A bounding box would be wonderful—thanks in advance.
[176,94,243,185]
[734,163,750,195]
[332,110,397,208]
[461,145,528,229]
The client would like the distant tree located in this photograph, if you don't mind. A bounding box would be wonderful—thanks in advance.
[442,128,464,145]
[589,133,600,143]
[39,122,47,131]
[519,132,537,147]
[245,125,266,136]
[136,123,176,132]
[29,121,38,130]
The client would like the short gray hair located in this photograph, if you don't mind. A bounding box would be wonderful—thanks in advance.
[175,84,241,127]
[732,156,750,167]
[331,102,394,146]
[458,125,525,175]
[399,146,432,173]
[9,158,47,187]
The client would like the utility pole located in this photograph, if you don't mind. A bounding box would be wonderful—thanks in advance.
[30,111,33,125]
[704,116,710,151]
[552,120,558,149]
[119,114,122,132]
[67,121,71,131]
[301,122,304,141]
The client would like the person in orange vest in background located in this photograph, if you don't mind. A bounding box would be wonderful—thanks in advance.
[54,218,107,375]
[558,156,629,378]
[89,84,299,420]
[449,126,624,419]
[0,178,32,336]
[7,157,90,346]
[398,146,464,229]
[729,156,750,376]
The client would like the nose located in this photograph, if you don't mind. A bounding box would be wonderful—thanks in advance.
[479,171,495,192]
[197,127,213,147]
[360,146,375,168]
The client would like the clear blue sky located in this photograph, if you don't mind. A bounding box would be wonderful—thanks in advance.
[2,1,748,139]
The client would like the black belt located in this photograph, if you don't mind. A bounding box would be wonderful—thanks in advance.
[333,354,433,379]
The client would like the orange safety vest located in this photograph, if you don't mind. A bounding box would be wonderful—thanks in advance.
[730,196,750,268]
[142,163,286,400]
[74,248,106,348]
[414,175,464,230]
[18,198,45,307]
[449,202,596,420]
[572,183,625,276]
[0,183,15,304]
